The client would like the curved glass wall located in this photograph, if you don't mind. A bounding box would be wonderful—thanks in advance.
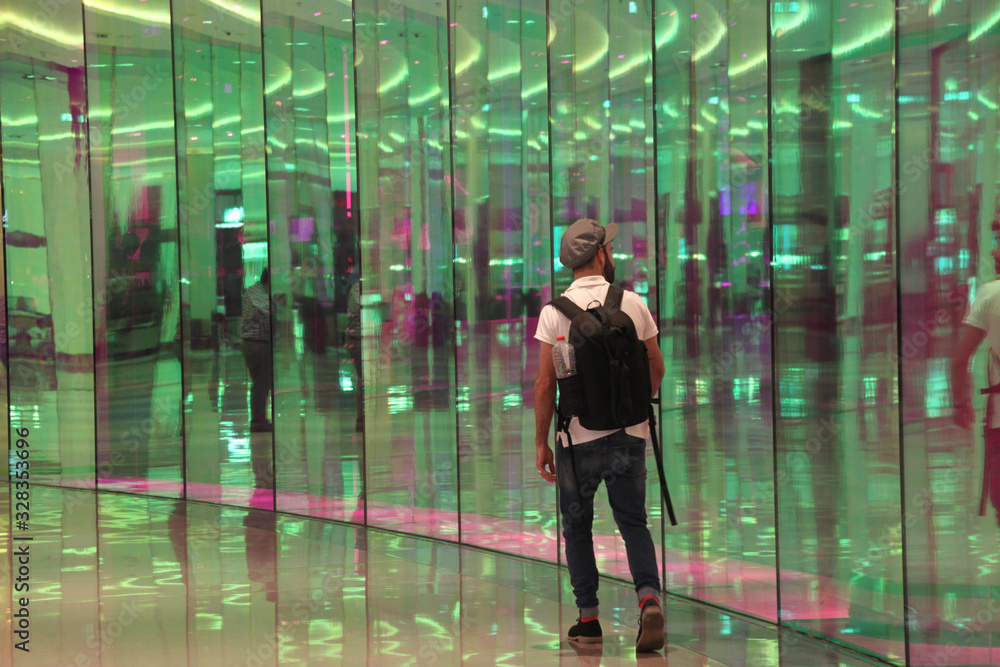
[4,2,1000,664]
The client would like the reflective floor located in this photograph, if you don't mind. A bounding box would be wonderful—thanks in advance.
[1,485,882,667]
[11,342,1000,665]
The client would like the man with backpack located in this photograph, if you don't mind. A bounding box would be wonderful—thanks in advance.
[534,218,667,652]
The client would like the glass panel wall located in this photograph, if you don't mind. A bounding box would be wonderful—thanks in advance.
[11,3,1000,664]
[172,0,272,507]
[656,0,777,621]
[0,0,95,486]
[86,0,184,496]
[354,0,459,540]
[771,0,904,661]
[450,0,555,558]
[0,197,7,460]
[901,2,1000,666]
[261,1,362,522]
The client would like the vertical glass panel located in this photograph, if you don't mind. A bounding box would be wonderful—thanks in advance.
[904,2,1000,665]
[262,1,362,521]
[0,0,95,486]
[656,1,777,621]
[450,1,555,558]
[653,0,694,602]
[0,181,7,459]
[355,0,458,539]
[86,1,183,496]
[549,0,660,581]
[771,0,903,659]
[718,0,777,621]
[173,0,272,507]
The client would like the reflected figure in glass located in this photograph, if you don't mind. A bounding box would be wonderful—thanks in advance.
[345,279,364,432]
[951,226,1000,525]
[240,268,274,433]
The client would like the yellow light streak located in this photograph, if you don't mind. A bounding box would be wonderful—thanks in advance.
[573,14,610,75]
[970,5,1000,42]
[453,24,482,76]
[0,10,83,48]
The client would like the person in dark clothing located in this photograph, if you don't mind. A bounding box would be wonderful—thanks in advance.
[240,269,273,432]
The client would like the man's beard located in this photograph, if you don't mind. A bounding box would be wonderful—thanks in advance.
[602,250,615,284]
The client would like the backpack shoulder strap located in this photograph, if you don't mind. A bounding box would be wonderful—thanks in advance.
[550,296,585,321]
[604,284,624,311]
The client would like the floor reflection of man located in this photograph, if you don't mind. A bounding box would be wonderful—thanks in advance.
[240,269,273,433]
[243,509,279,605]
[951,229,1000,525]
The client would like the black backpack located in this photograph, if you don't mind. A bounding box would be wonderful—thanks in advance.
[550,285,651,430]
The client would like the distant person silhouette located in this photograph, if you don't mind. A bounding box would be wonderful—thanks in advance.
[240,269,273,432]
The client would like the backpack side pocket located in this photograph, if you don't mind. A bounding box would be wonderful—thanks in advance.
[557,373,587,419]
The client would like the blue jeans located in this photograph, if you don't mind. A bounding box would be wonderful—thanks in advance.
[558,430,661,610]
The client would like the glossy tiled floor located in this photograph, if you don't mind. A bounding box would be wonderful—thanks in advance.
[1,485,882,666]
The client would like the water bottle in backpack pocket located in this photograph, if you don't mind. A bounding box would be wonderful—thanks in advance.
[553,335,586,418]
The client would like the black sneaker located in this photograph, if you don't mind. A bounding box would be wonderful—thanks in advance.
[636,597,664,652]
[567,616,602,644]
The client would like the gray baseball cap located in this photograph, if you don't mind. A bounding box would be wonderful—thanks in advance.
[559,218,618,269]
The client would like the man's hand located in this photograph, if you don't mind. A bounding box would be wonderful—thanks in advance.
[954,403,976,430]
[951,323,985,431]
[534,340,557,484]
[536,440,556,484]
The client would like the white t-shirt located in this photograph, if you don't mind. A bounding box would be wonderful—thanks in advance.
[964,280,1000,428]
[535,276,659,446]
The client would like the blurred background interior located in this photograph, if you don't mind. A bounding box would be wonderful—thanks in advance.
[2,1,1000,665]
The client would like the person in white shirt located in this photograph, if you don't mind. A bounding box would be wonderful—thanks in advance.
[952,233,1000,524]
[533,218,666,651]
